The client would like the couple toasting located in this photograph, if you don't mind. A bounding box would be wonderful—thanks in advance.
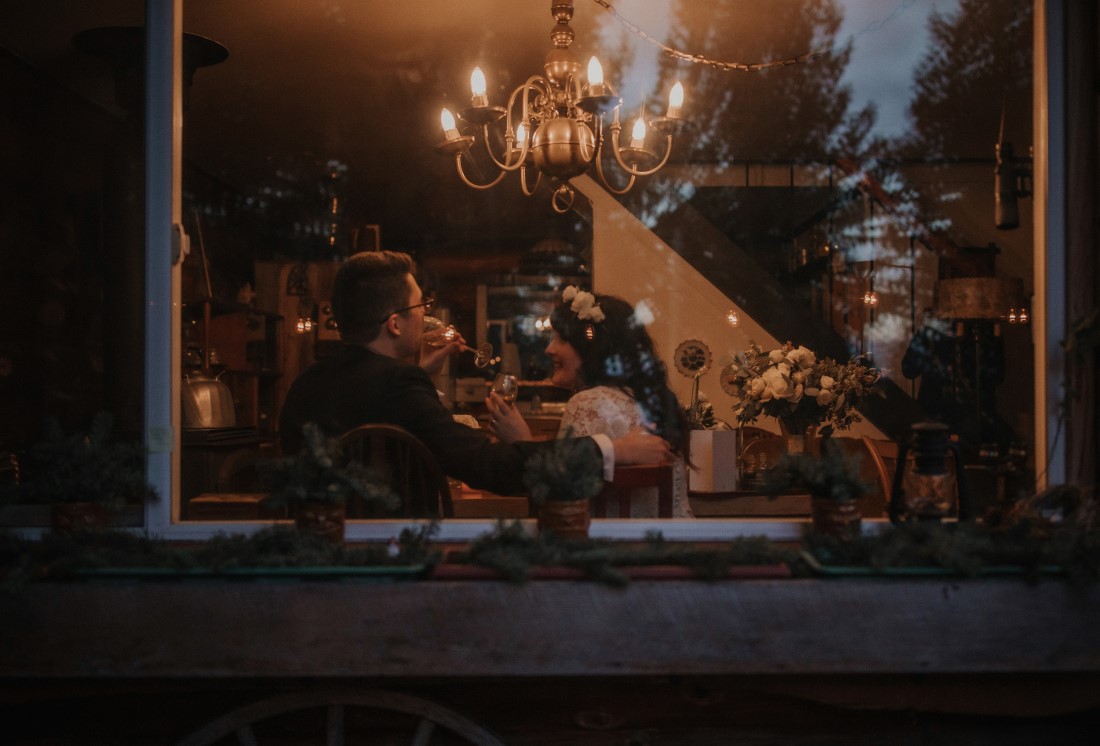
[279,250,692,518]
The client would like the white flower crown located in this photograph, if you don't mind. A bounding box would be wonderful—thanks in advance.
[562,285,605,323]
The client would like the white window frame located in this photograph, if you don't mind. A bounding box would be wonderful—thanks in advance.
[143,0,1066,543]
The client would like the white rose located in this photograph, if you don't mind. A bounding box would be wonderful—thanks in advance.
[787,382,804,403]
[562,286,579,303]
[786,345,816,369]
[768,349,786,364]
[819,375,835,389]
[816,389,836,406]
[748,377,767,398]
[761,366,791,399]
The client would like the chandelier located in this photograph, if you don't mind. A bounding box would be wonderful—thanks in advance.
[434,0,688,213]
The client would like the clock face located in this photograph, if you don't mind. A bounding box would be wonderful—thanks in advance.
[719,363,741,397]
[673,339,712,377]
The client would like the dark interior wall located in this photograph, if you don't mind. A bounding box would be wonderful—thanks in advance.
[0,50,124,449]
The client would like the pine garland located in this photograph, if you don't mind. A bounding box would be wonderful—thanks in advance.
[453,520,796,586]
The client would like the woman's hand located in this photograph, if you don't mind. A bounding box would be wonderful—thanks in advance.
[485,391,532,443]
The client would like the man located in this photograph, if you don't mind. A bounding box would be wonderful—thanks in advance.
[279,251,670,497]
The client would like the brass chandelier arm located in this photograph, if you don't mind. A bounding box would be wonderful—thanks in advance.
[519,165,542,196]
[481,77,547,172]
[609,130,675,177]
[453,154,508,190]
[592,150,637,195]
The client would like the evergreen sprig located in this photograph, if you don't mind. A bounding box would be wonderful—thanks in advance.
[522,427,604,505]
[7,412,157,509]
[453,520,795,586]
[759,444,869,502]
[259,422,400,510]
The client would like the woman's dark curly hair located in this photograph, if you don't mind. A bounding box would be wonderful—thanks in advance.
[551,292,691,459]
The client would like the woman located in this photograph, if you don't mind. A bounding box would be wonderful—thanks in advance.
[488,287,693,518]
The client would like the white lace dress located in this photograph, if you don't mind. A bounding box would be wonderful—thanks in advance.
[558,386,693,518]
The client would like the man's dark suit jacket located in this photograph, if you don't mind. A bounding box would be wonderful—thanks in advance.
[279,344,597,496]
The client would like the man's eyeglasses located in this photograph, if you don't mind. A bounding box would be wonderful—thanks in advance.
[381,296,434,324]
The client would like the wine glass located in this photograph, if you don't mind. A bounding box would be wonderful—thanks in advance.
[492,373,519,405]
[422,316,493,368]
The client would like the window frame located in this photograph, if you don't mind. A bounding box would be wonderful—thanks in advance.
[141,0,1066,543]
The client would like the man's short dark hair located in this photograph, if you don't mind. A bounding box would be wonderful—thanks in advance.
[332,251,416,344]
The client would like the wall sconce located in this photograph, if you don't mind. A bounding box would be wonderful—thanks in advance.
[862,290,878,305]
[296,298,317,334]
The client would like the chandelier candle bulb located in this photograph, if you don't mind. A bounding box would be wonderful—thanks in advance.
[469,67,489,107]
[666,81,684,118]
[630,116,647,149]
[440,108,460,141]
[587,56,605,95]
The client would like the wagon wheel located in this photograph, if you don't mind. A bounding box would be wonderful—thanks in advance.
[176,689,507,746]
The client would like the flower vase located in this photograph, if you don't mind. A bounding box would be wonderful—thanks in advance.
[778,420,818,456]
[811,498,862,540]
[537,498,591,540]
[295,500,346,545]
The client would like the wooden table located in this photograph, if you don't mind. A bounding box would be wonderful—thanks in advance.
[449,485,530,519]
[688,490,810,517]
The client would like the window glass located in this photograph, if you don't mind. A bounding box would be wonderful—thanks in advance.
[0,1,1034,530]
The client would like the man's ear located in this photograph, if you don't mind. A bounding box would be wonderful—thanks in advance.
[381,314,401,337]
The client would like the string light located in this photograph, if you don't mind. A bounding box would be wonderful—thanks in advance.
[726,309,739,327]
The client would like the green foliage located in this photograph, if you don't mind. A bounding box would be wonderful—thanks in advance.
[522,428,604,505]
[759,444,869,502]
[259,422,400,510]
[454,520,795,586]
[801,521,1100,582]
[1,523,441,591]
[8,412,156,509]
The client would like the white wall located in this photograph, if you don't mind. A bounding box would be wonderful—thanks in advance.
[575,175,885,439]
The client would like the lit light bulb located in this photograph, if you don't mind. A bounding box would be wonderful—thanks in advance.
[630,115,647,149]
[587,56,605,96]
[1019,307,1029,324]
[440,108,459,141]
[726,309,739,327]
[1008,308,1018,324]
[666,81,684,118]
[470,67,488,106]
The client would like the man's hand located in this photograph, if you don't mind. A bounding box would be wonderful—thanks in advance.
[611,429,672,465]
[418,336,465,375]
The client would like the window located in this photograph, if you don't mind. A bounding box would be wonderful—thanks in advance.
[0,1,1057,541]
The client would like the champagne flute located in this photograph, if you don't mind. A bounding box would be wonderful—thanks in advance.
[492,373,519,405]
[422,316,493,368]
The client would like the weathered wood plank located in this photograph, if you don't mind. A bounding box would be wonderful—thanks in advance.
[2,577,1098,679]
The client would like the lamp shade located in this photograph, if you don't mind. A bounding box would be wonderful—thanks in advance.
[934,277,1023,320]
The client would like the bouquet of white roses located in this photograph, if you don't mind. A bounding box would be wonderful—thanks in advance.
[726,342,880,436]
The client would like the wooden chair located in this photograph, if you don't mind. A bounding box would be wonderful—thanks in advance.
[339,424,454,519]
[740,436,788,475]
[738,426,777,455]
[591,463,674,518]
[824,437,890,518]
[861,436,898,505]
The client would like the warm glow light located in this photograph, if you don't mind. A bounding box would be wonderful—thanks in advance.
[515,122,527,144]
[666,81,684,117]
[470,67,487,97]
[726,309,739,327]
[587,56,604,88]
[440,108,459,140]
[1008,308,1018,324]
[1019,307,1029,324]
[630,116,647,148]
